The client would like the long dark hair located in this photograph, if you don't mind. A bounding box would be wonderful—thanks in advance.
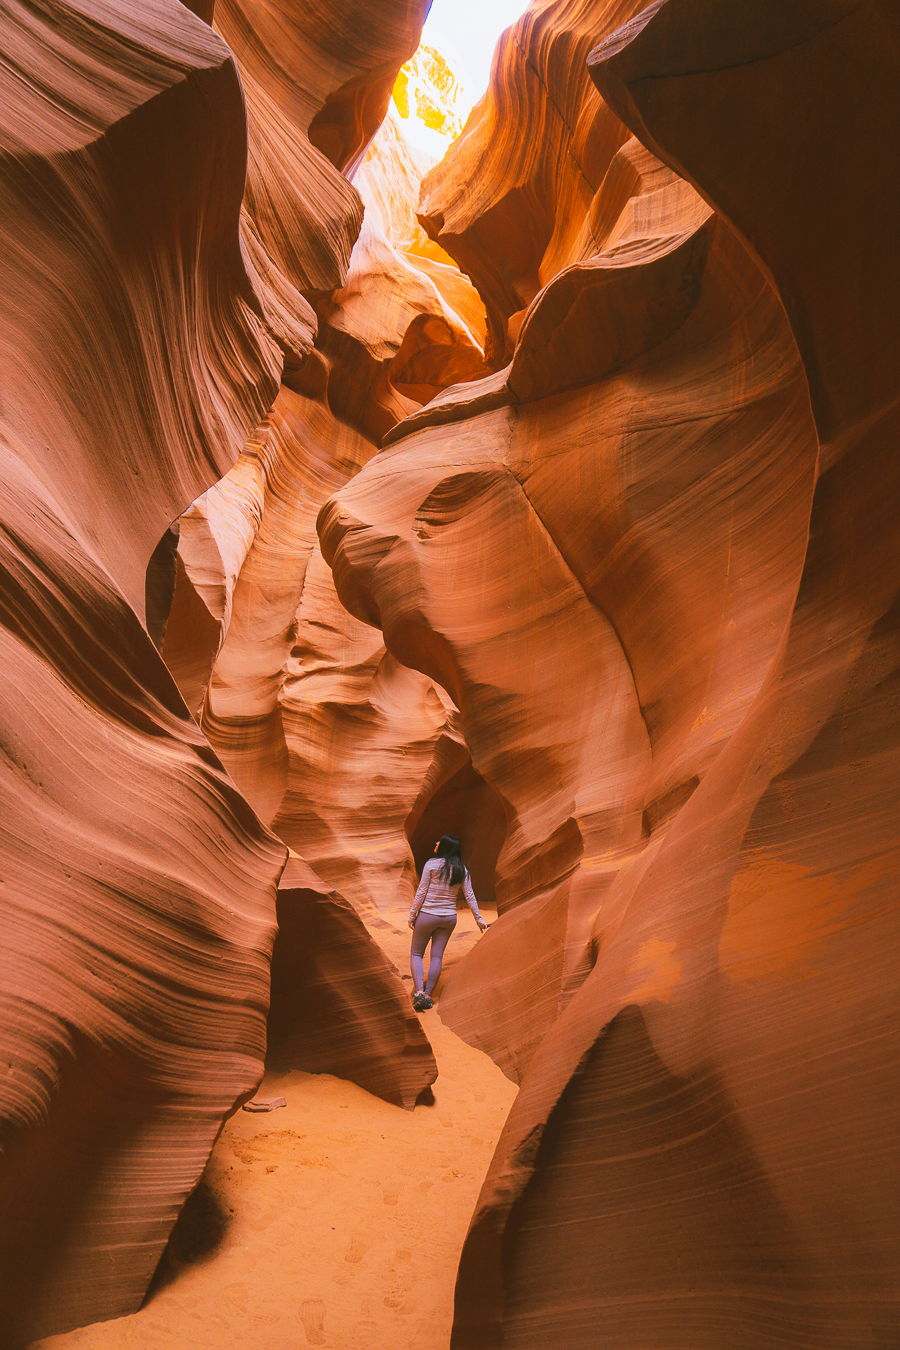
[435,834,466,885]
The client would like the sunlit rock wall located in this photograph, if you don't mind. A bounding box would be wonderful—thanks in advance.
[0,0,443,1342]
[321,0,820,1087]
[165,78,490,922]
[318,0,900,1345]
[7,0,898,1343]
[418,0,639,367]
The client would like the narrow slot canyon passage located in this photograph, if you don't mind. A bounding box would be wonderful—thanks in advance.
[7,0,899,1344]
[32,990,516,1350]
[30,709,515,1350]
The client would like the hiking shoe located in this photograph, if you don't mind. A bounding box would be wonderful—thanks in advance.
[412,991,429,1011]
[419,993,434,1010]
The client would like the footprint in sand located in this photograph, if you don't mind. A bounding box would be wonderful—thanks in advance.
[300,1297,327,1345]
[383,1249,413,1309]
[344,1231,371,1264]
[381,1183,399,1205]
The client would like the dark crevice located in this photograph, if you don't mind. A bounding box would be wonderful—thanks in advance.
[145,1173,231,1300]
[144,519,180,652]
[405,744,509,905]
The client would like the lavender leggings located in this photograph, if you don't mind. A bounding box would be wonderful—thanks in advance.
[410,914,457,995]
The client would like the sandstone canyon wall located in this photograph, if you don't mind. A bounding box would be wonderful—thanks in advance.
[319,0,900,1347]
[268,857,436,1110]
[3,0,899,1346]
[162,71,492,921]
[322,0,822,1086]
[0,4,285,1342]
[0,0,439,1343]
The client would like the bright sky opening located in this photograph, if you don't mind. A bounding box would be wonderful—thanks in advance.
[392,0,529,159]
[423,0,528,107]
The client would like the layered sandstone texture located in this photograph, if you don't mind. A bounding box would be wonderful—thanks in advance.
[323,0,821,1086]
[0,0,442,1344]
[318,0,900,1347]
[6,0,900,1346]
[163,77,490,921]
[417,0,640,367]
[0,3,288,1344]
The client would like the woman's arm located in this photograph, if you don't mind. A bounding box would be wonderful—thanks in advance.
[462,870,488,931]
[408,861,434,927]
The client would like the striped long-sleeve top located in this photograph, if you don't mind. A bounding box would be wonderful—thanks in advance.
[409,856,484,924]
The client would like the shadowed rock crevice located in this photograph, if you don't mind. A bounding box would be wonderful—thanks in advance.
[405,739,509,905]
[147,1174,232,1298]
[0,1032,164,1347]
[145,521,181,653]
[495,1006,829,1350]
[266,860,437,1110]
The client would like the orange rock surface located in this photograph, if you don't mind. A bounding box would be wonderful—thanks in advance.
[319,1,900,1346]
[418,0,639,366]
[321,106,819,1091]
[163,77,489,922]
[0,0,446,1342]
[6,0,900,1346]
[0,2,287,1342]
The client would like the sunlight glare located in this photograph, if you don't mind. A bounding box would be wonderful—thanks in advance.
[393,0,530,159]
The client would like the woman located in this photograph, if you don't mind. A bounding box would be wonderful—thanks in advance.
[408,835,487,1011]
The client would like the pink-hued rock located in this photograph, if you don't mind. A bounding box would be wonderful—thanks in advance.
[0,0,465,1337]
[215,0,430,178]
[9,0,898,1343]
[212,0,434,388]
[192,389,379,824]
[313,113,488,444]
[0,0,287,1341]
[271,548,454,916]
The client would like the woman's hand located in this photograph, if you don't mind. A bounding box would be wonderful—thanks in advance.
[408,918,415,930]
[477,919,488,932]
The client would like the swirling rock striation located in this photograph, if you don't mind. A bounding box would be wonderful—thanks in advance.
[213,0,435,388]
[271,546,455,915]
[314,0,900,1343]
[0,1,288,1342]
[444,2,900,1347]
[10,0,895,1344]
[313,114,488,444]
[164,88,490,924]
[417,0,649,366]
[321,119,819,1086]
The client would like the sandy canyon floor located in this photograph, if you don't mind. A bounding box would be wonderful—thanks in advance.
[31,914,514,1350]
